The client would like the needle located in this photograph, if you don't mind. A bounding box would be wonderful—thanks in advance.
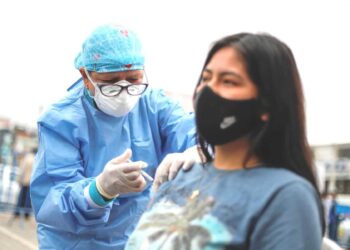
[128,160,154,182]
[141,170,153,182]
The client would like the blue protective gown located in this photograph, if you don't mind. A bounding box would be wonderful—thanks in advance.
[30,80,196,249]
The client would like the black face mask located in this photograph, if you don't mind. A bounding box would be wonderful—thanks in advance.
[194,86,262,145]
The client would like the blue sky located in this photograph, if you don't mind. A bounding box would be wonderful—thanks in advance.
[0,0,349,145]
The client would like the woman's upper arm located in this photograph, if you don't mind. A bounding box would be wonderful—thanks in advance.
[250,181,323,250]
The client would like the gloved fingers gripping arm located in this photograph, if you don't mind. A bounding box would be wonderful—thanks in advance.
[181,146,202,170]
[96,149,147,199]
[152,145,201,193]
[152,155,180,194]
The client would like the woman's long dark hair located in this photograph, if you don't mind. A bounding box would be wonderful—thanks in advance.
[194,33,325,233]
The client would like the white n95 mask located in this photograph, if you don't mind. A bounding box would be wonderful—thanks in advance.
[84,69,142,117]
[94,86,141,117]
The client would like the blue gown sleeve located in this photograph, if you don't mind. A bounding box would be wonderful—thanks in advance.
[31,124,112,234]
[250,181,323,250]
[154,90,196,156]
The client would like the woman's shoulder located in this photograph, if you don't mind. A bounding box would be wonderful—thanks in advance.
[250,166,313,187]
[245,167,319,206]
[176,163,205,181]
[153,163,204,201]
[171,163,313,191]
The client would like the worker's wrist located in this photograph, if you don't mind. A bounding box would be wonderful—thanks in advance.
[96,176,119,200]
[88,180,115,207]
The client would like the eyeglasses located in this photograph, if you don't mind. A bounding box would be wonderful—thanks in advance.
[98,81,148,97]
[84,69,149,97]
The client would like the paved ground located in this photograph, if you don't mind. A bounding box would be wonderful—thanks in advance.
[0,212,38,250]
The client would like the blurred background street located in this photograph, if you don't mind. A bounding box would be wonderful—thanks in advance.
[0,123,38,249]
[0,212,37,250]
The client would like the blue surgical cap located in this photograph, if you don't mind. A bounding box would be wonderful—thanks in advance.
[74,24,144,72]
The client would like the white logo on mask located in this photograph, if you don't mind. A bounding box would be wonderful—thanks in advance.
[220,116,236,129]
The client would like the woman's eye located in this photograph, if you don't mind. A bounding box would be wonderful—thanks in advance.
[223,80,239,86]
[201,77,210,83]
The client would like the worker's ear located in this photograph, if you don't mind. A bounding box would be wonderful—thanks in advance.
[79,68,89,88]
[79,67,86,78]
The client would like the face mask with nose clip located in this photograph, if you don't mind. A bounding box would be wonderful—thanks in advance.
[84,68,143,117]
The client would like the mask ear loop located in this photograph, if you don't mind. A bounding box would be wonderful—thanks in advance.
[84,68,100,89]
[83,68,99,98]
[142,68,149,85]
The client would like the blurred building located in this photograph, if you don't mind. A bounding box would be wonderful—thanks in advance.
[0,117,37,167]
[313,143,350,195]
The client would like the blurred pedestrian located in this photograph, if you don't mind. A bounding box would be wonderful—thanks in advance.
[321,192,332,236]
[328,192,339,241]
[14,148,36,219]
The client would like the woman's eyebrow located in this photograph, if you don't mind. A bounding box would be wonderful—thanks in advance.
[205,68,243,80]
[203,69,212,74]
[219,71,243,80]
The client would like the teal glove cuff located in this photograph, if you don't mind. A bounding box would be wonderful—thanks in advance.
[89,180,114,207]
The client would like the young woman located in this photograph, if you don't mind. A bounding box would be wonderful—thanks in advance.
[126,33,324,250]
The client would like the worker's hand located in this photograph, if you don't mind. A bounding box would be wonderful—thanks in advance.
[96,149,147,198]
[152,146,201,193]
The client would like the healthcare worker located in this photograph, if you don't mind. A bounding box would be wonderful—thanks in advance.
[30,24,196,249]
